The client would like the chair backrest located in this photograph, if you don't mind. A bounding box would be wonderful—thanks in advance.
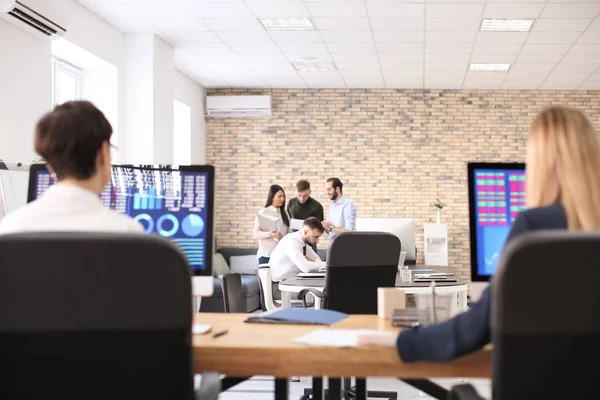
[492,231,600,400]
[256,265,278,311]
[0,232,194,400]
[220,273,244,313]
[325,232,400,314]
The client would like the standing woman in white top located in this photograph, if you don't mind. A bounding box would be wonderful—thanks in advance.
[253,184,291,264]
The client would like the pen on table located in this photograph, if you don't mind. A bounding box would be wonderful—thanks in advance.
[212,329,228,338]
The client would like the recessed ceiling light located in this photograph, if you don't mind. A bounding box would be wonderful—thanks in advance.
[259,17,315,31]
[480,19,534,32]
[293,62,336,72]
[469,63,511,72]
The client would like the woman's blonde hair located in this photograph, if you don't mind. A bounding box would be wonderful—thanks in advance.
[527,105,600,230]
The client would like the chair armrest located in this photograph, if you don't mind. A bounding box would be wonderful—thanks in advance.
[297,288,326,309]
[449,384,484,400]
[195,372,221,400]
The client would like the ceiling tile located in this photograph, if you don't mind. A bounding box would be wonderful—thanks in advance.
[161,29,222,43]
[375,43,423,53]
[520,43,571,54]
[476,32,528,43]
[578,79,600,90]
[127,3,192,20]
[313,18,371,30]
[541,3,600,19]
[502,80,543,90]
[153,17,210,30]
[383,71,423,81]
[327,42,377,53]
[84,3,140,20]
[278,42,329,53]
[470,53,516,63]
[578,31,600,44]
[472,42,522,54]
[463,80,505,90]
[336,64,381,72]
[425,42,473,53]
[367,3,424,18]
[381,62,422,71]
[516,53,565,64]
[264,79,308,88]
[424,80,463,89]
[369,18,425,31]
[553,63,599,73]
[226,42,282,54]
[331,53,380,62]
[238,53,289,63]
[217,31,273,42]
[285,53,333,62]
[540,79,588,90]
[425,64,467,72]
[510,63,556,72]
[345,79,386,88]
[547,71,593,81]
[108,19,157,34]
[246,63,297,73]
[269,31,323,43]
[385,79,423,89]
[569,44,600,54]
[185,42,234,55]
[533,19,592,32]
[202,18,265,31]
[374,31,424,43]
[561,53,600,63]
[426,3,484,18]
[306,2,366,17]
[187,2,253,18]
[245,2,309,17]
[426,18,480,31]
[340,69,382,79]
[425,53,471,63]
[320,31,374,42]
[589,19,600,31]
[527,32,582,44]
[300,70,342,79]
[426,31,477,43]
[483,3,544,18]
[378,53,424,63]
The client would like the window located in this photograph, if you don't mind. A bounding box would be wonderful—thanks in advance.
[52,58,82,108]
[174,100,192,165]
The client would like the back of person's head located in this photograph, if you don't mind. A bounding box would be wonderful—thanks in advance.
[527,105,600,230]
[35,101,113,180]
[327,177,343,193]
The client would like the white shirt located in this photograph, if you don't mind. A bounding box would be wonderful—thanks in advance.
[269,231,326,282]
[253,205,291,259]
[0,184,144,234]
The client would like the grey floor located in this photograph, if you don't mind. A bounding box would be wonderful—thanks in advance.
[216,376,491,400]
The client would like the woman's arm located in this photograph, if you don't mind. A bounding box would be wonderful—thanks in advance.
[253,213,272,240]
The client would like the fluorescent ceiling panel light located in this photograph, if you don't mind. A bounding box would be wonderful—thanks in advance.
[259,17,315,31]
[469,63,511,72]
[481,19,534,32]
[293,62,336,71]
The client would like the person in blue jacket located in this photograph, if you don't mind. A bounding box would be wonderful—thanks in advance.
[358,105,600,362]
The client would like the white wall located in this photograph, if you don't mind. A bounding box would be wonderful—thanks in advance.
[174,71,206,164]
[0,20,51,162]
[153,36,175,164]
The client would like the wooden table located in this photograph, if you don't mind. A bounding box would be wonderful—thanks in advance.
[193,313,491,399]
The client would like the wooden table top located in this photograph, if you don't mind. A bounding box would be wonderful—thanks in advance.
[193,313,491,378]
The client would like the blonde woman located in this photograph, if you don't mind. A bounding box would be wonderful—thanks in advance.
[358,106,600,361]
[253,184,291,265]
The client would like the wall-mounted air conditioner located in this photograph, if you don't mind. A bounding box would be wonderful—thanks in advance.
[0,0,67,39]
[206,95,272,118]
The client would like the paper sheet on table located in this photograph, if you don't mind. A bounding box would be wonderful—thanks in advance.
[293,329,391,347]
[290,218,304,230]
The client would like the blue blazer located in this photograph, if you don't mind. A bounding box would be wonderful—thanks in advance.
[396,203,568,362]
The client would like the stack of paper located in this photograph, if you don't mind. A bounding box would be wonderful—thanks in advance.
[293,329,393,347]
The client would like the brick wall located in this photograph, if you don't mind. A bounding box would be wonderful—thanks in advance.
[206,89,600,281]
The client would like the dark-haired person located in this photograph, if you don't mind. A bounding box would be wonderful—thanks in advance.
[287,179,324,252]
[268,217,326,299]
[322,177,356,243]
[253,184,291,265]
[0,101,142,234]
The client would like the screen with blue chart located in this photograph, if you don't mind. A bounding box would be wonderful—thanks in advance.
[468,163,526,281]
[28,164,214,276]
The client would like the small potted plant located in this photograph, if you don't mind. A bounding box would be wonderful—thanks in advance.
[431,198,445,224]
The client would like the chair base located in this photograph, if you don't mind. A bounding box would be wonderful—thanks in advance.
[301,388,397,400]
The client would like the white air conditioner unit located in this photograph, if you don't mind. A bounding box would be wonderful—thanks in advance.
[0,0,67,39]
[206,95,272,118]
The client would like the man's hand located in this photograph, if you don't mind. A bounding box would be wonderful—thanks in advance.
[322,221,332,232]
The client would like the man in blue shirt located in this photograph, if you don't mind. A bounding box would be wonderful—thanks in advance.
[322,177,356,243]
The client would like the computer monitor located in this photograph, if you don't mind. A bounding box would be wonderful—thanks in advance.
[355,218,416,264]
[27,164,215,277]
[0,161,32,221]
[468,162,526,282]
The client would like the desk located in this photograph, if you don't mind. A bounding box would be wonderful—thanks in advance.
[193,313,491,400]
[279,266,469,314]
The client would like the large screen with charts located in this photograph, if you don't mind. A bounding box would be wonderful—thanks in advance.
[27,164,214,276]
[468,162,526,281]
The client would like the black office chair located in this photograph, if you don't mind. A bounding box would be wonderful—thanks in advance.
[298,232,401,400]
[220,273,245,313]
[450,231,600,400]
[0,232,219,400]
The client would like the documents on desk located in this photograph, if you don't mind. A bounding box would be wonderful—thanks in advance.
[245,308,348,325]
[258,213,281,232]
[294,329,393,348]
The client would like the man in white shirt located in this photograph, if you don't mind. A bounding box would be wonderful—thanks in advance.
[0,101,142,234]
[269,217,326,300]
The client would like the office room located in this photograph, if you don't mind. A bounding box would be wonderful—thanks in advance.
[0,0,599,399]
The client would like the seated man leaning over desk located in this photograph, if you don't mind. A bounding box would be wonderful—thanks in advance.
[268,217,326,300]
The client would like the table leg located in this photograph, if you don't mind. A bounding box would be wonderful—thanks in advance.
[275,378,288,400]
[329,378,342,400]
[281,291,291,308]
[312,377,323,400]
[402,379,448,399]
[355,378,367,400]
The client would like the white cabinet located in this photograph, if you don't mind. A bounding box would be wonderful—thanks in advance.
[424,224,448,266]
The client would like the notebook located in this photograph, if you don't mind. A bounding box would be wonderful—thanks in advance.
[245,308,348,325]
[258,213,281,232]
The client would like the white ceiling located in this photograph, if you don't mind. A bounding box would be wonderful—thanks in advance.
[77,0,600,90]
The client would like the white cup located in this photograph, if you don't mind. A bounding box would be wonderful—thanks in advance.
[398,251,407,266]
